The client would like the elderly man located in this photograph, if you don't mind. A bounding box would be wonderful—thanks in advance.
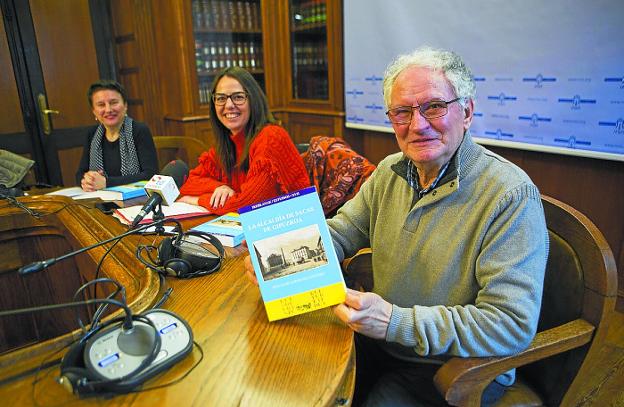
[328,47,548,406]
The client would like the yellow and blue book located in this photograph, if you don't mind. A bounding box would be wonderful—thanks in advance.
[239,186,346,321]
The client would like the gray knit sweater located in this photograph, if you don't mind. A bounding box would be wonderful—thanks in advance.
[327,134,549,385]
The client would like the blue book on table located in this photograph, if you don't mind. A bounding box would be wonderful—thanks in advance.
[191,212,244,247]
[105,181,148,200]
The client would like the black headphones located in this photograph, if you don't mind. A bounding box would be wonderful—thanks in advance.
[137,230,225,279]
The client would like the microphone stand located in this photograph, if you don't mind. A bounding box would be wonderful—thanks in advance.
[150,202,166,235]
[18,218,168,275]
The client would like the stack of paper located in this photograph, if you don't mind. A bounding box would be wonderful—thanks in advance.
[113,202,211,225]
[47,181,148,201]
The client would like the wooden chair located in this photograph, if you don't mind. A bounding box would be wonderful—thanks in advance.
[341,195,618,406]
[153,136,210,169]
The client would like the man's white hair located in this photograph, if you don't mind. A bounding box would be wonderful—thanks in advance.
[382,46,476,109]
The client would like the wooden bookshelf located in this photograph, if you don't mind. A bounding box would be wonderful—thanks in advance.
[109,0,344,148]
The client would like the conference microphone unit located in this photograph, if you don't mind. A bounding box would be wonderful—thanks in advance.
[68,308,193,396]
[0,298,193,396]
[131,160,189,229]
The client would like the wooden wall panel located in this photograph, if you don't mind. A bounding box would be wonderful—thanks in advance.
[57,147,83,187]
[277,112,342,145]
[132,1,167,135]
[110,0,165,137]
[343,128,398,164]
[150,0,197,117]
[196,123,216,148]
[115,39,138,70]
[0,16,24,135]
[30,0,97,129]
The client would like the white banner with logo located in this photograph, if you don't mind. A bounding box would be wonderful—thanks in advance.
[344,0,624,161]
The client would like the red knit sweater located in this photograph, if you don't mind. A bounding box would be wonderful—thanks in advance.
[179,125,310,214]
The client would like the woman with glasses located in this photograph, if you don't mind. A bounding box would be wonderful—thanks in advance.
[76,80,158,191]
[178,67,310,214]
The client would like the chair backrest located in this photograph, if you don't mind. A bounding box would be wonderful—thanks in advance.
[301,135,376,217]
[519,195,617,406]
[153,136,210,170]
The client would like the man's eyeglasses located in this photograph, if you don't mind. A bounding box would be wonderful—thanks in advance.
[212,91,248,106]
[386,97,462,124]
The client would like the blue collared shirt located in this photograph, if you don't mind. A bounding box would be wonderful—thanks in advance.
[406,159,451,198]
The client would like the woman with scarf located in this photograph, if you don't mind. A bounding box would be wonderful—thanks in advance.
[76,80,158,191]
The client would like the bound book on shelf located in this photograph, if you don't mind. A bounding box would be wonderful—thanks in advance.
[239,186,346,322]
[191,212,244,247]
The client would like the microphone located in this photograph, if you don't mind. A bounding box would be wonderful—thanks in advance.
[0,297,154,354]
[18,219,168,275]
[130,160,189,229]
[0,298,134,329]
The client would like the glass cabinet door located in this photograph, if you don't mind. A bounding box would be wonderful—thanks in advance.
[191,0,265,105]
[289,0,328,100]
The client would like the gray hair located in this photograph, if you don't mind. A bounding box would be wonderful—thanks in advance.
[382,46,476,109]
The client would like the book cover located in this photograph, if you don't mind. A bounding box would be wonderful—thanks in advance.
[191,212,244,247]
[103,181,148,200]
[239,186,346,321]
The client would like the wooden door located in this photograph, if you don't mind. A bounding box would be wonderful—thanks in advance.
[0,1,107,186]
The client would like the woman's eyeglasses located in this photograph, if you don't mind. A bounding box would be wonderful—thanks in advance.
[212,92,248,106]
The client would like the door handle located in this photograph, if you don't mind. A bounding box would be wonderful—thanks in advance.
[37,93,60,135]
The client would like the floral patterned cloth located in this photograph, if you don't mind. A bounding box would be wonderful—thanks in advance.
[302,135,376,216]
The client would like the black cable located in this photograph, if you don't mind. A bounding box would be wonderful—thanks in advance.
[136,244,165,275]
[0,193,44,218]
[134,218,186,276]
[152,287,173,309]
[25,340,202,406]
[127,341,204,393]
[30,339,80,407]
[0,356,62,387]
[72,278,126,334]
[0,198,93,216]
[91,238,124,308]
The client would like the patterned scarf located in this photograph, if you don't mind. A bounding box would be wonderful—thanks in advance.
[88,116,140,176]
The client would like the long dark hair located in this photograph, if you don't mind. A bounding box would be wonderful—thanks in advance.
[209,66,277,175]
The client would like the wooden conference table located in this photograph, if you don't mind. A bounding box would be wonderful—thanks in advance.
[0,195,354,406]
